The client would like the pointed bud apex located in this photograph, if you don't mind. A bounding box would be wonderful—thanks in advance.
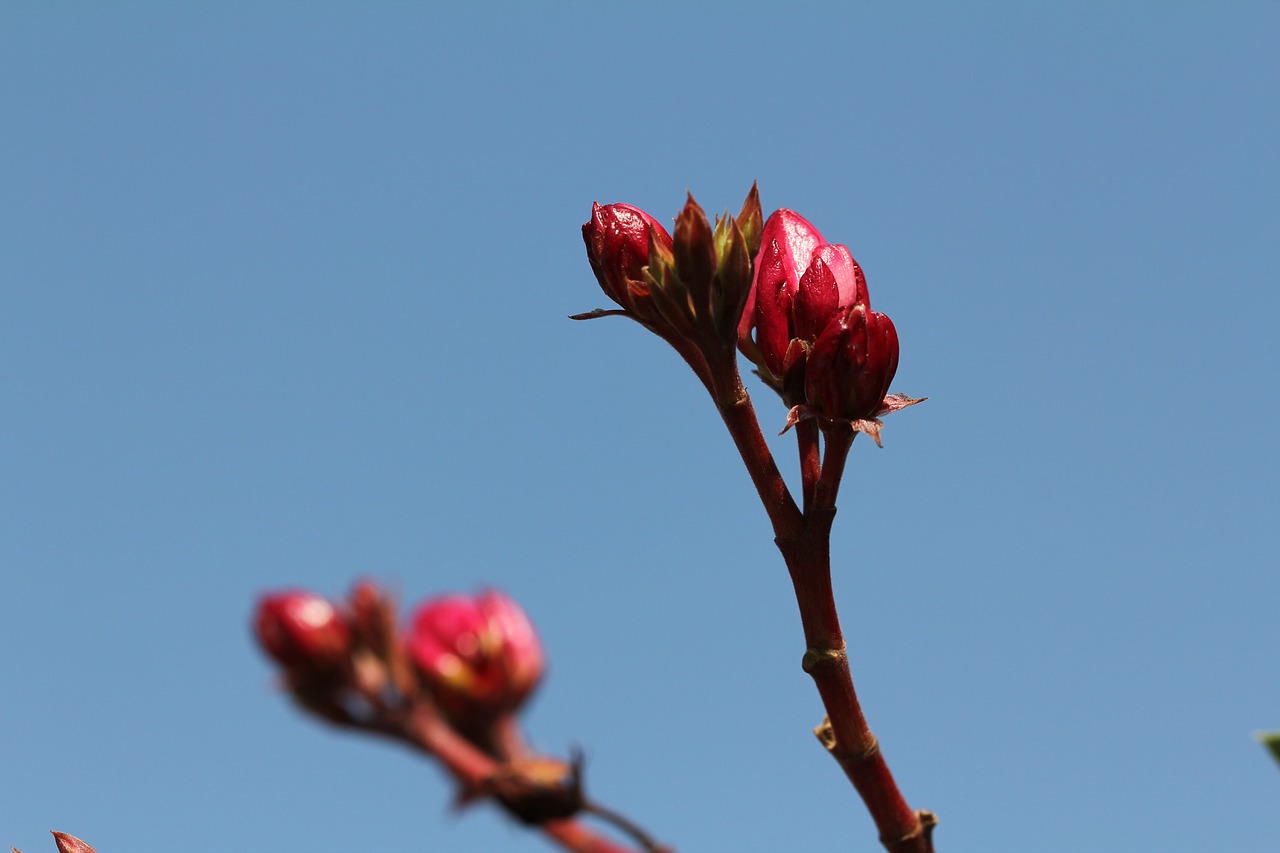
[51,835,97,853]
[1257,730,1280,766]
[254,591,353,673]
[347,578,416,695]
[347,579,397,662]
[405,590,544,719]
[737,182,763,259]
[794,258,841,343]
[673,194,716,310]
[711,216,753,342]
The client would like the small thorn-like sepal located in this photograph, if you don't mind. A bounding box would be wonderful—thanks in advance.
[876,393,927,417]
[780,395,925,447]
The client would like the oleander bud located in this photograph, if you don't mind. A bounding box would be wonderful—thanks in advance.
[738,208,868,404]
[405,590,544,719]
[51,834,97,853]
[253,590,352,673]
[581,202,673,326]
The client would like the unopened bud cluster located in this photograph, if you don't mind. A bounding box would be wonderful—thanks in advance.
[405,590,544,721]
[582,187,762,352]
[581,186,920,442]
[739,209,890,414]
[253,583,543,728]
[252,584,601,828]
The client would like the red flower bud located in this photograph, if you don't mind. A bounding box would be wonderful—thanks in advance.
[405,590,544,719]
[51,834,97,853]
[805,303,900,423]
[739,209,869,396]
[582,202,673,324]
[254,590,353,672]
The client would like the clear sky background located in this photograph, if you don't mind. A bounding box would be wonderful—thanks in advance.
[3,3,1278,852]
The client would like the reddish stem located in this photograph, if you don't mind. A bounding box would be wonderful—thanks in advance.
[698,350,934,853]
[703,350,803,534]
[655,327,715,398]
[796,418,822,513]
[491,712,531,760]
[776,524,934,852]
[813,427,853,512]
[354,704,647,853]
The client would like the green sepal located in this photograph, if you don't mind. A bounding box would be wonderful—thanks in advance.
[1259,730,1280,767]
[737,182,763,259]
[643,232,695,339]
[711,215,753,343]
[673,193,716,317]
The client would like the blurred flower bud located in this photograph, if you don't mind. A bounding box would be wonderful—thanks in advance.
[581,202,673,325]
[51,835,97,853]
[347,579,416,696]
[405,590,544,719]
[254,590,352,673]
[347,579,396,662]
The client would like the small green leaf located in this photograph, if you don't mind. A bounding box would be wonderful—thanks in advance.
[1256,730,1280,766]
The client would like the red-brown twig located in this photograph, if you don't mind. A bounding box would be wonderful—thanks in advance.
[348,703,650,853]
[699,350,935,853]
[796,418,822,513]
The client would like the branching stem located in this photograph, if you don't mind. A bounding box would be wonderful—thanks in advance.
[335,704,649,853]
[694,345,934,853]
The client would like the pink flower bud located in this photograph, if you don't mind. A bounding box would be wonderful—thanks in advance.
[805,304,900,423]
[50,834,97,853]
[405,590,544,719]
[582,202,673,324]
[254,590,353,672]
[739,209,869,397]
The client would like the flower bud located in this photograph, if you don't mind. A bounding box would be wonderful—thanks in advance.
[405,590,544,719]
[736,182,763,260]
[347,579,397,661]
[582,202,673,325]
[738,209,869,401]
[254,590,353,673]
[673,194,716,309]
[51,835,97,853]
[805,304,900,423]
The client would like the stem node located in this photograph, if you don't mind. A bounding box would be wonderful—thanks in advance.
[801,645,847,674]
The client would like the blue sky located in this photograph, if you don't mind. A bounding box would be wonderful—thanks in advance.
[3,3,1278,852]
